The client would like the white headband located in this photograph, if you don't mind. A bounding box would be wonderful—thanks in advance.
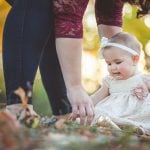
[100,37,139,58]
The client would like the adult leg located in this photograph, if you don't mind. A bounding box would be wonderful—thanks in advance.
[3,0,53,105]
[5,0,72,116]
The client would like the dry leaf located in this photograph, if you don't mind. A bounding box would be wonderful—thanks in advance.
[14,87,28,108]
[55,119,66,130]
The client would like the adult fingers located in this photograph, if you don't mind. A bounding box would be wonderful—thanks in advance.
[72,105,79,120]
[79,105,86,125]
[85,103,95,125]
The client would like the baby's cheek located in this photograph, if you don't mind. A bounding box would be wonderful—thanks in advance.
[119,64,130,74]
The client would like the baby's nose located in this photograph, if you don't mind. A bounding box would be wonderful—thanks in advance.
[111,64,117,70]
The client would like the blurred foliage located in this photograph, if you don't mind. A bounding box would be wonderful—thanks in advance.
[0,0,150,114]
[39,120,150,150]
[33,77,51,115]
[0,1,10,103]
[1,113,150,150]
[0,0,10,52]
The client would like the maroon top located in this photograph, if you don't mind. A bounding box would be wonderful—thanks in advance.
[95,0,123,27]
[54,0,123,38]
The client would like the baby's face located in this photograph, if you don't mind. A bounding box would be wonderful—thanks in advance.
[103,47,136,80]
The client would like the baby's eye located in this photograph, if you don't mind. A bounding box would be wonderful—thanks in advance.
[116,61,122,64]
[107,63,111,66]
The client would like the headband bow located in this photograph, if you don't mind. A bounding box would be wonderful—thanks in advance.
[100,37,139,58]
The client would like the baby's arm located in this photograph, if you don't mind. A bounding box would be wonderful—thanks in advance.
[91,83,109,106]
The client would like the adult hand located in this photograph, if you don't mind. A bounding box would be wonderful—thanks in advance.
[67,85,95,124]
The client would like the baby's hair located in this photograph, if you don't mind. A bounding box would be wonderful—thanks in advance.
[107,32,142,55]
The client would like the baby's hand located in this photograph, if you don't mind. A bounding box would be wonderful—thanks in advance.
[131,85,149,100]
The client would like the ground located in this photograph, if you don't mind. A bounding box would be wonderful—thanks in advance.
[0,113,150,150]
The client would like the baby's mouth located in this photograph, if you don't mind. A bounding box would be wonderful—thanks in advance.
[112,72,121,75]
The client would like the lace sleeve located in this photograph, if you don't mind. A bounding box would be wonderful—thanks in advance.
[142,73,150,91]
[95,0,123,27]
[54,0,88,38]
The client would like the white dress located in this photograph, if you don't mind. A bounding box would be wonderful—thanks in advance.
[93,73,150,135]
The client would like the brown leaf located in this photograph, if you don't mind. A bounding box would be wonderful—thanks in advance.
[14,87,28,108]
[55,119,66,130]
[0,111,20,149]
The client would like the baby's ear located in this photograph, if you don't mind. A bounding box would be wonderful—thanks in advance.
[132,55,139,64]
